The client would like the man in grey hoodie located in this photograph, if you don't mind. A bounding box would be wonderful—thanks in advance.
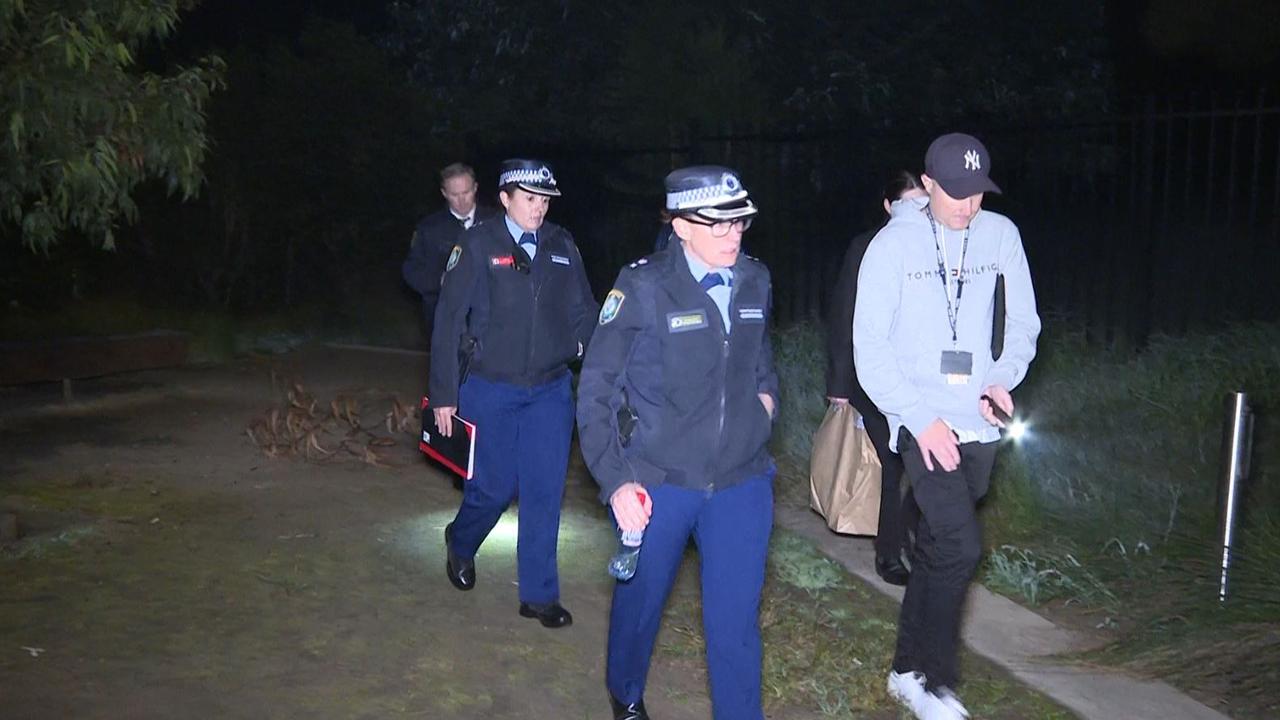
[853,133,1040,720]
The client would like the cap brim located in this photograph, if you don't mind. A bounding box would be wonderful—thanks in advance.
[692,199,758,221]
[936,175,1001,198]
[517,183,561,197]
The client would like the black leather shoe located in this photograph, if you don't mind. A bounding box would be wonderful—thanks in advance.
[445,523,474,591]
[518,602,573,628]
[875,555,910,586]
[610,696,649,720]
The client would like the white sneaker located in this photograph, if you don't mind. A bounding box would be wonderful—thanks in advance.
[887,670,927,708]
[932,686,971,719]
[889,672,967,720]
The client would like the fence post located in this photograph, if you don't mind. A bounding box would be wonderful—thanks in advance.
[1216,391,1254,604]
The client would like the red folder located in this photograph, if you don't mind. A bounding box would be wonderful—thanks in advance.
[419,396,477,480]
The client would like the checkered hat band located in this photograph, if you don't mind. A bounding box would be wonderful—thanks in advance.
[666,185,748,210]
[499,168,555,187]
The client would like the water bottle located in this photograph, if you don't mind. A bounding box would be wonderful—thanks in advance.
[608,488,647,581]
[608,528,644,581]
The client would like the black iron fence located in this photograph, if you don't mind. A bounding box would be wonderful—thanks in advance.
[510,92,1280,346]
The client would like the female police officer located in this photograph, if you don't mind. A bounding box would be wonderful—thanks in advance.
[577,166,779,720]
[430,159,598,628]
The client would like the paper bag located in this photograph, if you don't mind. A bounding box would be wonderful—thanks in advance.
[809,403,882,535]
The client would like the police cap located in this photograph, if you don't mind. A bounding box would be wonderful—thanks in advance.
[664,165,757,221]
[498,158,562,197]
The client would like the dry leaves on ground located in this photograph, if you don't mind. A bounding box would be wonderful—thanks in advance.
[245,377,418,468]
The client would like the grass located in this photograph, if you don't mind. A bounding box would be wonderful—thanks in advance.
[984,544,1116,610]
[655,529,1073,719]
[769,318,1280,718]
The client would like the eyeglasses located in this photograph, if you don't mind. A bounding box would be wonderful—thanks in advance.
[680,215,754,237]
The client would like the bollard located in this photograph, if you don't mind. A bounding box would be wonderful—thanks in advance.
[1216,392,1254,604]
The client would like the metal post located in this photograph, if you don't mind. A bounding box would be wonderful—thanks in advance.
[1217,392,1254,604]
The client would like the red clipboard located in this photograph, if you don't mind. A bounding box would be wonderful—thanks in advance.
[419,396,477,480]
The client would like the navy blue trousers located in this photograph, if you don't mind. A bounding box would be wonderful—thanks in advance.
[449,372,573,605]
[607,473,774,720]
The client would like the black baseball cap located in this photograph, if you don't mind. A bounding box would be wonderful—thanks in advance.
[924,133,1002,198]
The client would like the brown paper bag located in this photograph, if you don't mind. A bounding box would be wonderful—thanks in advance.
[809,403,882,536]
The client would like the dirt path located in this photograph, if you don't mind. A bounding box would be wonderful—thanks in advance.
[0,348,752,719]
[0,346,1062,719]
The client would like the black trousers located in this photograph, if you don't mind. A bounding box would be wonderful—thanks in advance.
[892,429,997,690]
[849,395,917,561]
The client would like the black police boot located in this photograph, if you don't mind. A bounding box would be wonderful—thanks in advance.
[444,522,475,591]
[518,602,573,628]
[610,696,649,720]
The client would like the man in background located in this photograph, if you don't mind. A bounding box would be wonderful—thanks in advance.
[402,162,498,337]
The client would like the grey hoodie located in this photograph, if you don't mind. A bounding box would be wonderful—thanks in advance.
[852,196,1040,449]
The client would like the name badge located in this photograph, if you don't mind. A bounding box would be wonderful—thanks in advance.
[490,255,515,268]
[550,254,571,266]
[940,350,973,385]
[667,310,708,333]
[737,306,765,323]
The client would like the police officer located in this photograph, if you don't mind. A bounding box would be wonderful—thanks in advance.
[401,162,499,336]
[577,166,779,720]
[430,159,598,629]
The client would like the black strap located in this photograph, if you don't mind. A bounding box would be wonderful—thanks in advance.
[991,273,1006,361]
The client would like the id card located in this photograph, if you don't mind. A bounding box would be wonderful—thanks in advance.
[940,350,973,385]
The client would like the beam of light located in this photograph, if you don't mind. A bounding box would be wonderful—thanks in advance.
[393,508,591,559]
[482,511,521,549]
[1007,419,1029,441]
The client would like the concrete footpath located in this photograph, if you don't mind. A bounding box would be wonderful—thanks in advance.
[775,505,1231,720]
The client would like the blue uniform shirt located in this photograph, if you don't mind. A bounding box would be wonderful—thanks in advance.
[505,214,538,260]
[682,245,733,332]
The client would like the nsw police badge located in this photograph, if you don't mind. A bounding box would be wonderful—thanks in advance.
[445,244,462,272]
[599,289,625,325]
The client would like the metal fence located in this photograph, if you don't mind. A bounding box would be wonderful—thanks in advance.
[521,92,1280,346]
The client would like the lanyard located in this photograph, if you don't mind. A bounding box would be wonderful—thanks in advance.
[926,207,968,345]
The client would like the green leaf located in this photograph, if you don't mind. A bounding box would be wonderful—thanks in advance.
[4,1,223,252]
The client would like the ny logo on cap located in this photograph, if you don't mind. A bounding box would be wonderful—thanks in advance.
[964,150,981,171]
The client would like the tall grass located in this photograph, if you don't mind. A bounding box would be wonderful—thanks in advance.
[769,318,1280,716]
[770,321,830,506]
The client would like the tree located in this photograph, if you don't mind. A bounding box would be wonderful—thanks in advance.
[1,0,224,251]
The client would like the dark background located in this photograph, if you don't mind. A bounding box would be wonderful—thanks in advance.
[4,0,1279,347]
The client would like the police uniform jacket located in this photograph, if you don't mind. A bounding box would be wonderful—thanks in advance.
[402,206,499,302]
[429,218,598,407]
[577,247,779,505]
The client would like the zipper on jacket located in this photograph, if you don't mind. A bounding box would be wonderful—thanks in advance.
[526,254,542,376]
[713,335,729,486]
[712,275,740,486]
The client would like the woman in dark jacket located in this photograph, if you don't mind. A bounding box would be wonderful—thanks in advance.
[826,170,925,585]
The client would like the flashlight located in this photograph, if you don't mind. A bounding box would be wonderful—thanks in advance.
[981,394,1029,441]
